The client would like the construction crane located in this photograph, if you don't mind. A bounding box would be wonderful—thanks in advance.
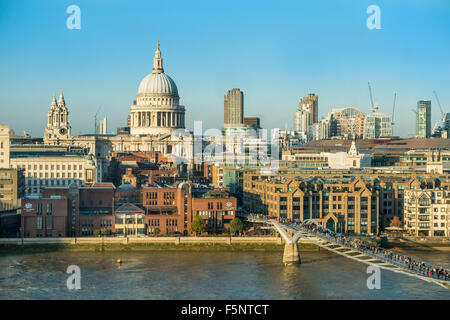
[368,82,378,112]
[94,105,102,134]
[391,93,397,134]
[433,90,445,118]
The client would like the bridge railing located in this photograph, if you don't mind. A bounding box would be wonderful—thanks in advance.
[287,222,450,282]
[247,215,450,282]
[274,222,450,282]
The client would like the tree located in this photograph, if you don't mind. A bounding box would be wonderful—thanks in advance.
[101,228,108,236]
[154,227,160,236]
[189,216,206,236]
[230,218,244,235]
[390,216,403,228]
[93,229,100,237]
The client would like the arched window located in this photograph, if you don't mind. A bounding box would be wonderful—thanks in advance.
[418,194,430,206]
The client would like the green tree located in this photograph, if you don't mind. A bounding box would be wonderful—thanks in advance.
[93,229,100,237]
[189,216,206,236]
[101,228,108,236]
[154,227,160,236]
[230,218,244,235]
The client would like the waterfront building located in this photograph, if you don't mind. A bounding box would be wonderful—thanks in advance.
[0,124,10,168]
[0,168,25,212]
[21,194,70,237]
[404,187,450,236]
[243,174,380,234]
[363,112,393,139]
[20,180,237,237]
[242,168,450,231]
[416,100,432,138]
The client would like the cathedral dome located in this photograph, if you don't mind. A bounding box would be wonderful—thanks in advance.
[138,72,178,97]
[136,40,178,98]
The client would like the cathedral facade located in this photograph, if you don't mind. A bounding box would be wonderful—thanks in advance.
[42,41,194,179]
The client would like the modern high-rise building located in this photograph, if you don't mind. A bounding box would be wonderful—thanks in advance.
[300,93,318,124]
[293,93,318,136]
[363,112,393,139]
[223,88,244,127]
[416,100,431,138]
[97,117,107,135]
[328,107,365,139]
[293,107,311,133]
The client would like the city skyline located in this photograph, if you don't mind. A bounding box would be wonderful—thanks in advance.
[1,0,450,137]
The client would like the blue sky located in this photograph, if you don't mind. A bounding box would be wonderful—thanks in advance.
[0,0,449,137]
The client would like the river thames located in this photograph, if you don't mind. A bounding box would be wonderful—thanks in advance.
[0,249,449,299]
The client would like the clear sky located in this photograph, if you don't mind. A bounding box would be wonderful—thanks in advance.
[0,0,449,137]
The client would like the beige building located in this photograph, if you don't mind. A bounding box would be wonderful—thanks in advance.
[0,125,10,168]
[404,188,450,236]
[243,168,449,232]
[0,168,25,211]
[244,174,380,235]
[224,88,244,127]
[9,152,96,195]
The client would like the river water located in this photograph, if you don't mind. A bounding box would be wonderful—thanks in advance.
[0,249,449,299]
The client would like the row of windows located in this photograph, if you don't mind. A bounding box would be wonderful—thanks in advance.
[26,172,83,178]
[17,164,84,171]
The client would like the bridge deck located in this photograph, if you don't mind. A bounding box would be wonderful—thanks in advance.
[248,217,450,289]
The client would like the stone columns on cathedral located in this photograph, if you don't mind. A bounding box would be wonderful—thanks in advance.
[130,111,184,128]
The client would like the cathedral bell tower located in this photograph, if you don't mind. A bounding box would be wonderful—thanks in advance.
[44,90,71,143]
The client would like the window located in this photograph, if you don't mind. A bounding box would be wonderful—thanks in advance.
[46,216,53,229]
[46,203,52,214]
[37,216,43,229]
[418,195,430,206]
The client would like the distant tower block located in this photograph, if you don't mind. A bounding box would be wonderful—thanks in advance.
[97,117,107,135]
[224,88,244,127]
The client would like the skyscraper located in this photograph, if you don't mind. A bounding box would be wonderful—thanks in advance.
[97,117,107,135]
[224,88,244,126]
[363,112,392,139]
[293,93,318,138]
[416,100,431,138]
[300,93,318,124]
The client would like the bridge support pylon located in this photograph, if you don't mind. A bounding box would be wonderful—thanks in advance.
[271,221,302,265]
[283,240,300,265]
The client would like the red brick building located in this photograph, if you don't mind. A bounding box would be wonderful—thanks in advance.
[21,195,70,237]
[20,181,237,237]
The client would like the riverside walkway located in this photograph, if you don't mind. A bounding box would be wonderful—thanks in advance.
[248,215,450,289]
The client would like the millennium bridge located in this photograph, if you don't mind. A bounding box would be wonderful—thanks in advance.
[247,215,450,289]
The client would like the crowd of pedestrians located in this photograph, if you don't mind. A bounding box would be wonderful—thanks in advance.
[249,214,450,282]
